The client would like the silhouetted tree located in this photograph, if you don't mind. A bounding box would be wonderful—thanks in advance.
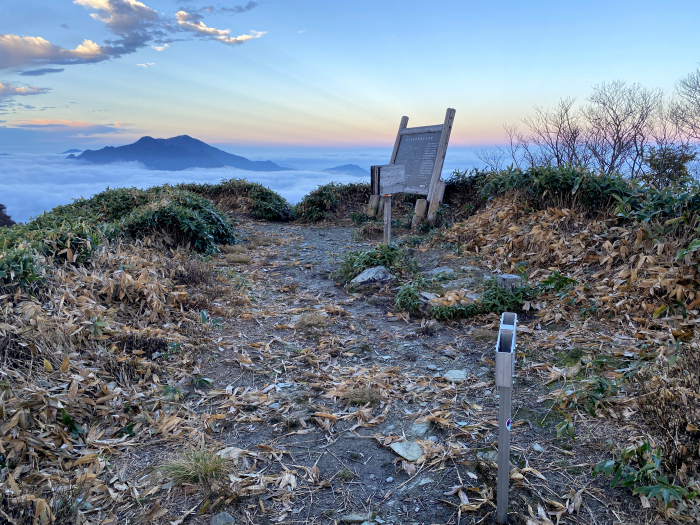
[0,204,15,227]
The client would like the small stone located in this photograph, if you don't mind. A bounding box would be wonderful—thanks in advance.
[349,406,358,413]
[350,266,396,287]
[484,390,491,395]
[386,476,394,482]
[426,364,437,371]
[497,274,522,292]
[211,511,236,525]
[389,440,423,462]
[419,291,438,304]
[477,450,498,463]
[421,267,454,278]
[382,424,395,435]
[428,436,438,443]
[269,402,280,409]
[369,474,375,480]
[443,369,468,382]
[340,513,368,523]
[532,443,544,453]
[410,421,431,438]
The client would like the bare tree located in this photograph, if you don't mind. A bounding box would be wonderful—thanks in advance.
[675,68,700,141]
[581,81,661,178]
[521,97,591,168]
[475,146,506,172]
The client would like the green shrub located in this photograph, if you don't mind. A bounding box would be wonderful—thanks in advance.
[395,283,421,314]
[337,243,416,283]
[117,190,235,254]
[0,246,44,291]
[295,182,371,223]
[428,277,536,320]
[179,179,294,221]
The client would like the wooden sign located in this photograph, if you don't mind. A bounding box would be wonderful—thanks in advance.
[375,164,406,195]
[368,108,455,231]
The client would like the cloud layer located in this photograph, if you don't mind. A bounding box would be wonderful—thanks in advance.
[0,154,368,223]
[0,0,264,72]
[0,82,50,99]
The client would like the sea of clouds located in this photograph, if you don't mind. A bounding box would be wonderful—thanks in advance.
[0,154,373,223]
[0,148,482,223]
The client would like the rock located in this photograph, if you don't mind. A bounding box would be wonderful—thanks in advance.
[350,266,396,287]
[477,450,498,463]
[410,421,431,438]
[460,265,480,273]
[419,291,438,304]
[386,476,394,482]
[497,274,522,292]
[441,277,475,290]
[341,513,369,523]
[443,369,468,382]
[211,511,236,525]
[532,443,544,453]
[426,364,437,371]
[389,440,423,461]
[428,436,438,443]
[421,267,454,279]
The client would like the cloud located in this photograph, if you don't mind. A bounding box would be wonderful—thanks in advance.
[0,82,51,99]
[137,62,155,67]
[0,153,368,222]
[6,119,126,138]
[0,34,107,70]
[152,44,169,51]
[19,68,65,76]
[61,23,70,29]
[176,10,265,44]
[203,2,258,14]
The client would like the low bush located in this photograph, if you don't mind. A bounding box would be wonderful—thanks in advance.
[428,277,536,320]
[395,283,422,314]
[179,179,295,221]
[295,182,371,223]
[117,190,235,254]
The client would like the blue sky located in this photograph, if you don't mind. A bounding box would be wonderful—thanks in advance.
[1,0,699,153]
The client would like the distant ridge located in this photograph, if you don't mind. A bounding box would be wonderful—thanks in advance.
[61,149,82,154]
[0,153,9,156]
[67,135,287,172]
[322,164,370,176]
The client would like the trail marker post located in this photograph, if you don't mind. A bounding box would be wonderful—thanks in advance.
[495,312,517,524]
[383,194,392,245]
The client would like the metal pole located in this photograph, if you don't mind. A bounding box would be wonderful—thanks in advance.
[383,194,392,245]
[497,384,512,523]
[495,313,517,524]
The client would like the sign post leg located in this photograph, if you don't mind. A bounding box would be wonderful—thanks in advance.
[383,195,392,245]
[497,384,512,523]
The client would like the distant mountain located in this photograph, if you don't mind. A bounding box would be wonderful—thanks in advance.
[0,153,9,156]
[67,135,287,172]
[61,149,82,154]
[322,164,370,177]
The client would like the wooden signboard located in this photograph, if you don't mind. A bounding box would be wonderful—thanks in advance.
[369,108,456,231]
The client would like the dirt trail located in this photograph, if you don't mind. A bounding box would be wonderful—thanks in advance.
[146,221,649,525]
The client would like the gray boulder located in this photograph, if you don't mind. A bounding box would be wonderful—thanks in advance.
[421,267,454,279]
[350,266,396,287]
[211,511,235,525]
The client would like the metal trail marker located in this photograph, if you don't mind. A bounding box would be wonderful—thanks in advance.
[495,312,517,524]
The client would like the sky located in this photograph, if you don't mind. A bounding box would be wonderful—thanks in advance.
[1,0,699,155]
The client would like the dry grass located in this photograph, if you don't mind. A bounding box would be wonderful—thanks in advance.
[159,448,234,486]
[295,312,328,330]
[342,387,382,407]
[249,234,277,248]
[220,244,247,254]
[473,328,498,342]
[225,253,252,264]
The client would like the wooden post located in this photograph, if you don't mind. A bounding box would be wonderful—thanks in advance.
[411,199,428,229]
[383,195,392,245]
[390,117,409,164]
[426,180,446,225]
[426,108,456,204]
[367,195,381,218]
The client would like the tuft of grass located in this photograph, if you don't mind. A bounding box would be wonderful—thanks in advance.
[342,387,381,407]
[295,182,371,223]
[472,328,498,342]
[220,244,247,254]
[225,253,252,264]
[295,312,328,330]
[159,448,233,486]
[248,234,276,248]
[395,283,421,314]
[335,468,356,482]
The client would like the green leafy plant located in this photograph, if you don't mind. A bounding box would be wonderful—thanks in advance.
[593,441,697,508]
[395,283,422,314]
[336,243,417,283]
[295,182,371,223]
